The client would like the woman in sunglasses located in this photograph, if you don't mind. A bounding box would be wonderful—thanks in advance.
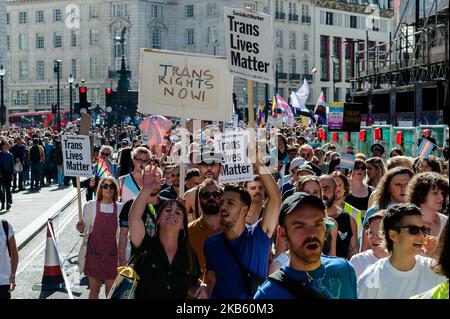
[128,165,208,299]
[357,203,445,299]
[98,145,117,177]
[346,159,374,219]
[76,176,124,299]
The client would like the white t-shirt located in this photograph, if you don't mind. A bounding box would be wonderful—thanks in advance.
[0,221,14,285]
[349,249,379,279]
[357,255,445,299]
[437,213,448,241]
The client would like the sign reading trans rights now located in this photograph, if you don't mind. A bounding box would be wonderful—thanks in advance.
[224,7,274,84]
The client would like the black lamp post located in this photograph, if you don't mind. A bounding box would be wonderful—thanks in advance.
[114,28,131,92]
[0,65,5,127]
[331,54,338,102]
[54,60,62,131]
[68,74,74,122]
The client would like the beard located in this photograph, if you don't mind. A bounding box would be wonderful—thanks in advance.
[323,194,336,209]
[200,200,220,215]
[288,234,323,265]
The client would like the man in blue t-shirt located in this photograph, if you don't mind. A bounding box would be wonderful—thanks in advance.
[254,192,358,299]
[204,161,282,299]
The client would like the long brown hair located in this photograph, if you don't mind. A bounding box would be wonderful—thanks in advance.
[375,167,414,209]
[96,176,119,202]
[156,200,199,276]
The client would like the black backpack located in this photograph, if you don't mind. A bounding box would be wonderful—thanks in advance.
[1,220,11,257]
[29,145,41,163]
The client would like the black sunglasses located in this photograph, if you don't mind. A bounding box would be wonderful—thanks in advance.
[200,191,222,200]
[102,183,115,190]
[396,225,431,236]
[353,165,367,170]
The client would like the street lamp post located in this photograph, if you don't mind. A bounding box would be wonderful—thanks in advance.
[213,40,218,56]
[68,74,74,122]
[54,60,62,131]
[0,65,5,127]
[331,55,338,102]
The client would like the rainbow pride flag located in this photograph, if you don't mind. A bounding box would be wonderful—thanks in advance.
[94,158,111,178]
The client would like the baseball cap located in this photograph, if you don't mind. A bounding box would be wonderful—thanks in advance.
[200,151,223,164]
[371,143,385,153]
[278,192,328,226]
[290,157,306,173]
[297,163,315,175]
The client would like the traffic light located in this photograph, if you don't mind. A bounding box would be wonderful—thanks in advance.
[77,85,91,114]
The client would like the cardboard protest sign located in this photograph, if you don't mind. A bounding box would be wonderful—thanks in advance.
[224,7,274,84]
[62,135,92,178]
[214,131,254,184]
[343,102,362,132]
[139,49,233,121]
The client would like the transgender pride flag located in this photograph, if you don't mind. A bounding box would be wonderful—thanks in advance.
[418,138,435,159]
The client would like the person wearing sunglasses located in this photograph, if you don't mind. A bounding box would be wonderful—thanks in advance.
[188,178,225,279]
[98,145,117,177]
[346,159,374,220]
[76,176,124,299]
[357,203,445,299]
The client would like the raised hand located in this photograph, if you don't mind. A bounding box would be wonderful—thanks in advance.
[142,164,163,193]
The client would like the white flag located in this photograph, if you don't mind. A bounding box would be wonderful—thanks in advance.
[295,78,310,105]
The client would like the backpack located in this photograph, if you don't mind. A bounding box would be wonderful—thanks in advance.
[1,220,11,257]
[30,145,41,163]
[268,268,326,299]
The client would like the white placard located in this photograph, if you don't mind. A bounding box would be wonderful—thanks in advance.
[224,7,274,84]
[214,131,254,184]
[62,135,92,178]
[138,49,233,121]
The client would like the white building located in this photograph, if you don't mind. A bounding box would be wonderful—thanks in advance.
[311,0,393,104]
[0,0,7,119]
[5,0,393,118]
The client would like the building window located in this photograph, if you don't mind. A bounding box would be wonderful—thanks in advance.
[289,58,296,74]
[207,26,217,44]
[207,3,217,16]
[36,34,45,49]
[326,12,333,25]
[333,37,342,82]
[320,35,329,81]
[289,32,296,49]
[53,32,62,48]
[71,30,78,47]
[19,34,27,50]
[53,9,62,22]
[244,2,257,10]
[185,28,194,45]
[276,30,283,48]
[36,10,44,23]
[151,4,163,18]
[185,5,194,17]
[303,34,309,51]
[303,56,309,75]
[276,56,283,73]
[71,59,77,79]
[35,89,46,105]
[152,28,161,49]
[7,35,10,51]
[90,29,99,46]
[19,12,28,24]
[6,13,10,25]
[90,57,99,79]
[302,4,309,17]
[12,90,29,106]
[36,60,45,80]
[19,61,28,81]
[112,3,128,17]
[89,6,99,19]
[334,88,340,102]
[350,15,357,28]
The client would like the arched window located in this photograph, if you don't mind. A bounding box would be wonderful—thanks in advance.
[290,58,296,74]
[152,27,161,49]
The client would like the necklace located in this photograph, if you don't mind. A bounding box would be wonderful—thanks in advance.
[305,266,326,283]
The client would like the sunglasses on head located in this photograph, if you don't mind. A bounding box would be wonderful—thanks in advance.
[396,225,431,236]
[102,183,115,190]
[200,191,222,200]
[353,165,367,170]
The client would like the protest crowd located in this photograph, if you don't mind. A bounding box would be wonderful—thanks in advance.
[1,111,448,300]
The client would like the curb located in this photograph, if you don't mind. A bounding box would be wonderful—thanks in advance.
[16,188,81,251]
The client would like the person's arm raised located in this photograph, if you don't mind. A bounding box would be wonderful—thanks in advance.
[129,165,162,249]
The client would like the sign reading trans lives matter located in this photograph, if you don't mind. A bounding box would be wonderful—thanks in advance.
[139,49,233,121]
[214,131,254,184]
[62,135,92,178]
[224,7,274,84]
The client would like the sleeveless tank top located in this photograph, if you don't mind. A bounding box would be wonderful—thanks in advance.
[335,210,352,259]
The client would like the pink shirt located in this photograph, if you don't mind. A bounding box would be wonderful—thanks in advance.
[139,115,172,146]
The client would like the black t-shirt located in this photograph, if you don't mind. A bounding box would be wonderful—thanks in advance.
[134,235,200,299]
[119,200,157,238]
[335,212,352,259]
